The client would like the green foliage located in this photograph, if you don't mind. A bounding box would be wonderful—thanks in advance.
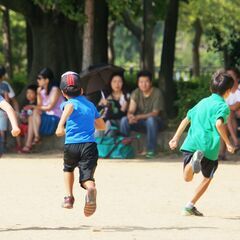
[11,72,28,95]
[175,76,211,122]
[10,11,27,75]
[179,0,240,64]
[32,0,84,21]
[114,24,140,67]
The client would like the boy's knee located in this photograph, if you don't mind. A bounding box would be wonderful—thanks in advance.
[183,174,193,182]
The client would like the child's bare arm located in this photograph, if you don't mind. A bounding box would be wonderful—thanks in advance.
[169,117,190,150]
[95,118,106,131]
[0,100,20,137]
[216,118,235,153]
[55,103,73,137]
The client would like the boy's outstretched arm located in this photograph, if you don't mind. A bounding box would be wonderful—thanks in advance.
[216,118,235,153]
[0,100,20,137]
[169,117,190,150]
[95,118,106,131]
[55,103,73,137]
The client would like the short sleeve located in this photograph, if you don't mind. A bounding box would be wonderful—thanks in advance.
[215,104,230,124]
[186,106,196,121]
[130,89,138,103]
[60,100,69,111]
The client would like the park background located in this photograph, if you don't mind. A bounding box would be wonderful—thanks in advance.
[0,0,240,120]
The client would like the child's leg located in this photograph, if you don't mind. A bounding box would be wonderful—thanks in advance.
[64,171,74,196]
[183,158,218,216]
[183,163,194,182]
[82,180,97,217]
[79,142,98,217]
[62,144,78,209]
[190,177,211,205]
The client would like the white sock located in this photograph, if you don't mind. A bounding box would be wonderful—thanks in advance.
[185,202,194,209]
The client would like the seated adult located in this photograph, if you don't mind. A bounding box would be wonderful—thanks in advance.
[22,68,64,152]
[219,67,240,160]
[96,73,129,136]
[120,70,164,158]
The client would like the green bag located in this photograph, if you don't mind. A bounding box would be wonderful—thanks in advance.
[95,136,135,159]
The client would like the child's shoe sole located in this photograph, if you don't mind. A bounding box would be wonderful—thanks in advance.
[84,188,97,217]
[190,150,203,173]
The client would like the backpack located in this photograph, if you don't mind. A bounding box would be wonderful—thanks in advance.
[95,136,135,159]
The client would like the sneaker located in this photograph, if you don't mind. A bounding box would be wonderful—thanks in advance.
[190,150,204,173]
[182,206,203,216]
[62,196,75,209]
[145,151,158,159]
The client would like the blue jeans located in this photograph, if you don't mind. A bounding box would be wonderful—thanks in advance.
[120,116,162,152]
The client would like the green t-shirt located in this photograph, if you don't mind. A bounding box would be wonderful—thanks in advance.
[131,87,163,114]
[180,93,230,161]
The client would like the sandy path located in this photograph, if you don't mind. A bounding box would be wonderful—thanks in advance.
[0,152,240,240]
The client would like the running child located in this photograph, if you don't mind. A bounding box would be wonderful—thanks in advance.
[169,69,235,216]
[0,95,20,155]
[55,71,105,217]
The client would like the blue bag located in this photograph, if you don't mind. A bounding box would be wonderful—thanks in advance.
[95,136,135,159]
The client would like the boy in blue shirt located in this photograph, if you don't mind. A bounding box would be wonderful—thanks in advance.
[56,71,105,217]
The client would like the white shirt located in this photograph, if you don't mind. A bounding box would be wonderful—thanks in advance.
[226,89,240,106]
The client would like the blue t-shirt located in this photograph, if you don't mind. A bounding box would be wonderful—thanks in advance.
[0,95,3,102]
[61,96,100,144]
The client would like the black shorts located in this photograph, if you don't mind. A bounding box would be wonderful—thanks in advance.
[63,142,98,187]
[183,151,218,179]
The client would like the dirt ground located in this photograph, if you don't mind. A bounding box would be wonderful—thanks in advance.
[0,152,240,240]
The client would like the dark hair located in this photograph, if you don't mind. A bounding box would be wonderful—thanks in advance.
[226,67,240,79]
[27,84,38,92]
[62,86,81,97]
[38,67,54,95]
[0,66,6,78]
[107,72,125,92]
[137,70,152,84]
[211,69,234,96]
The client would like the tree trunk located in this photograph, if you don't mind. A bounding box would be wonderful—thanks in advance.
[0,0,82,82]
[2,6,13,79]
[142,0,154,74]
[192,18,202,77]
[223,47,234,69]
[159,0,179,118]
[26,20,33,75]
[82,0,94,70]
[93,0,108,64]
[28,11,82,82]
[108,21,116,64]
[122,11,142,69]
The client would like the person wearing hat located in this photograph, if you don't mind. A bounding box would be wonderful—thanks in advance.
[55,71,105,217]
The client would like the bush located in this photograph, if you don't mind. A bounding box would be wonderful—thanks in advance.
[12,72,28,96]
[175,76,211,122]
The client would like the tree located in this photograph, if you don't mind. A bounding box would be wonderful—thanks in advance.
[192,18,202,77]
[1,6,13,78]
[109,0,166,74]
[82,0,94,70]
[180,0,240,69]
[0,0,83,81]
[93,0,108,64]
[159,0,180,117]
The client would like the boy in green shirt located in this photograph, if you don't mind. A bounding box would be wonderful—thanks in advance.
[169,70,235,216]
